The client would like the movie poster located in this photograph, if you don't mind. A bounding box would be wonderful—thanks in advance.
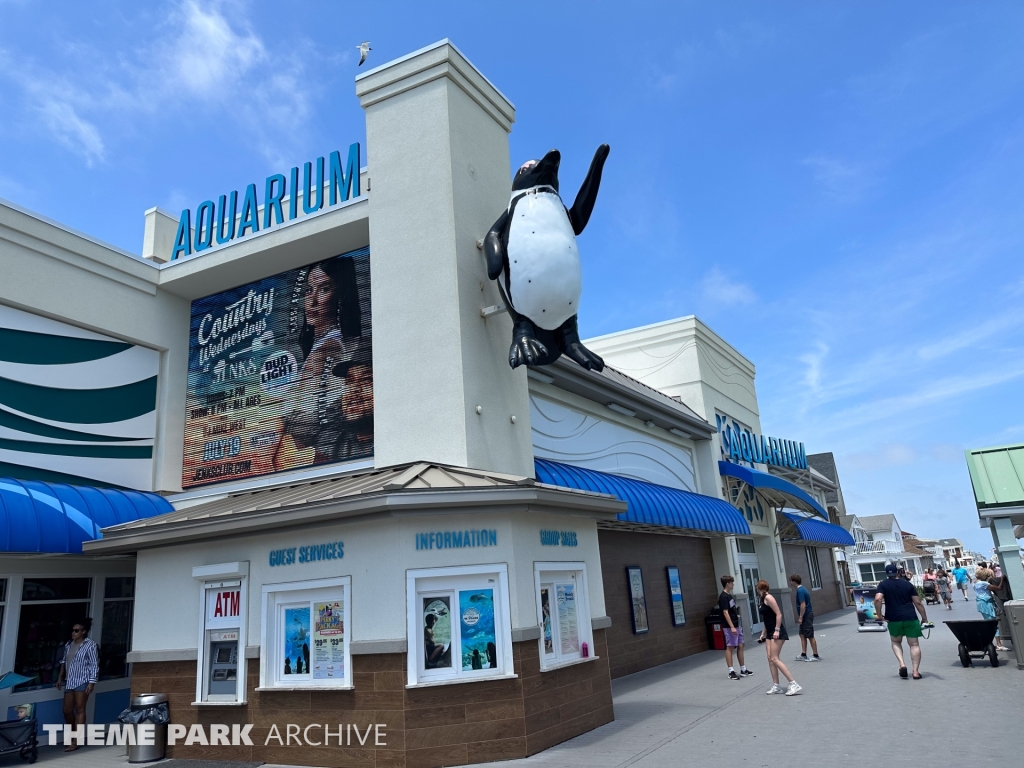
[853,588,881,624]
[627,566,649,634]
[282,606,310,676]
[182,247,372,488]
[423,597,452,670]
[312,600,345,679]
[540,587,553,656]
[667,566,686,626]
[459,589,496,671]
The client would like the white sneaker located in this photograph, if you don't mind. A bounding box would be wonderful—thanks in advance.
[785,681,802,696]
[794,655,808,662]
[806,656,821,662]
[766,684,784,695]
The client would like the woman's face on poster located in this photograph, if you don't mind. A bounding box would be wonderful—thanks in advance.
[305,266,336,330]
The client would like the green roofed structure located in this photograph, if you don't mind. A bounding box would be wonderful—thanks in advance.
[964,443,1024,600]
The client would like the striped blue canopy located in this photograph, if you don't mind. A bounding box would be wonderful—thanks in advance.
[0,478,173,554]
[535,459,750,535]
[782,512,855,547]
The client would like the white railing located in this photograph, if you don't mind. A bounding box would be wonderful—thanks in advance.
[852,540,904,554]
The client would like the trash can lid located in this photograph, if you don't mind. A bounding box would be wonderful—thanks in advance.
[131,693,168,706]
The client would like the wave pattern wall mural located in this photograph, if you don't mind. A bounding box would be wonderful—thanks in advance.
[0,305,159,489]
[530,396,696,491]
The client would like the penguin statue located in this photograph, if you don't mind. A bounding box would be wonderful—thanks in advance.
[483,145,610,371]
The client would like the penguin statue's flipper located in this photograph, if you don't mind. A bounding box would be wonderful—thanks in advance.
[557,316,604,372]
[483,210,509,281]
[568,144,610,235]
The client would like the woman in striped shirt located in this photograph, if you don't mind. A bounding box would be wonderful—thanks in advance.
[55,618,99,752]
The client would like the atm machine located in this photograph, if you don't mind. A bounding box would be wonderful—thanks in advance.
[207,631,239,696]
[200,580,244,702]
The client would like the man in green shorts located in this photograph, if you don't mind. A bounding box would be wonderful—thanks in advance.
[874,563,929,679]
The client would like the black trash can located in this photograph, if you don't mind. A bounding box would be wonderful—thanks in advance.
[118,693,169,763]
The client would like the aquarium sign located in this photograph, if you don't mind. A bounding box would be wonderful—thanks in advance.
[716,414,807,470]
[171,143,362,261]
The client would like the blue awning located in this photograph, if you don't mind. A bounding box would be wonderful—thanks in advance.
[535,459,751,536]
[0,478,173,554]
[782,512,855,547]
[718,461,828,518]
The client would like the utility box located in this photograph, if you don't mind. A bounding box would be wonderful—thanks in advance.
[1004,600,1024,670]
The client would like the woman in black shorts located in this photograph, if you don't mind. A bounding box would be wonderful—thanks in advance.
[757,580,802,696]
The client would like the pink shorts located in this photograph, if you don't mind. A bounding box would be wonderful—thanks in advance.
[724,627,743,647]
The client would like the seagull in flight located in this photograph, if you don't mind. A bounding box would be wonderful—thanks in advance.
[357,42,371,66]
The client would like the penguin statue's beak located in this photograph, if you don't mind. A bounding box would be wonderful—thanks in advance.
[534,150,561,189]
[512,148,561,192]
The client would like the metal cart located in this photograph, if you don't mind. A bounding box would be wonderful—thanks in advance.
[0,718,38,764]
[945,619,1000,668]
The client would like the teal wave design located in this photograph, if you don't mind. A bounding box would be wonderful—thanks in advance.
[0,375,157,424]
[0,328,131,365]
[0,460,123,488]
[0,407,141,442]
[0,437,151,460]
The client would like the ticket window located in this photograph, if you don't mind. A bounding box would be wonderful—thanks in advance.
[535,563,594,671]
[198,579,246,703]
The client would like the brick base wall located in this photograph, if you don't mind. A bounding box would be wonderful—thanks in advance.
[782,544,842,617]
[130,631,612,768]
[598,530,718,679]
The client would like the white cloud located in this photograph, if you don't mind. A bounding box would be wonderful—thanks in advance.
[802,154,874,202]
[36,99,105,166]
[798,342,829,394]
[916,310,1024,361]
[846,443,918,471]
[169,0,266,97]
[0,0,319,168]
[815,363,1024,437]
[700,266,756,306]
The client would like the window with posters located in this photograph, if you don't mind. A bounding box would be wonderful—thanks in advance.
[182,246,372,489]
[406,565,514,686]
[260,578,352,689]
[535,563,594,670]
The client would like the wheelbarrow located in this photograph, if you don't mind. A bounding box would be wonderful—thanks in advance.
[944,619,1000,668]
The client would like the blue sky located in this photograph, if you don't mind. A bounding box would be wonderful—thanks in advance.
[1,1,1022,553]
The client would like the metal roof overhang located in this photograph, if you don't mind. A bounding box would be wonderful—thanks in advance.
[532,357,715,440]
[535,459,750,536]
[718,461,828,519]
[0,478,173,554]
[965,443,1024,526]
[780,512,855,548]
[85,482,626,555]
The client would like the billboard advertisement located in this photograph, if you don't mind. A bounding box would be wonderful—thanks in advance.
[183,247,372,488]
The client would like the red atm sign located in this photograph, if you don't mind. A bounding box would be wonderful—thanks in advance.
[207,589,241,622]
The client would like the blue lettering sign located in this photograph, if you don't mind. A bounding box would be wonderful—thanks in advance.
[715,414,807,471]
[170,143,362,260]
[540,530,578,546]
[415,529,498,550]
[269,541,343,566]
